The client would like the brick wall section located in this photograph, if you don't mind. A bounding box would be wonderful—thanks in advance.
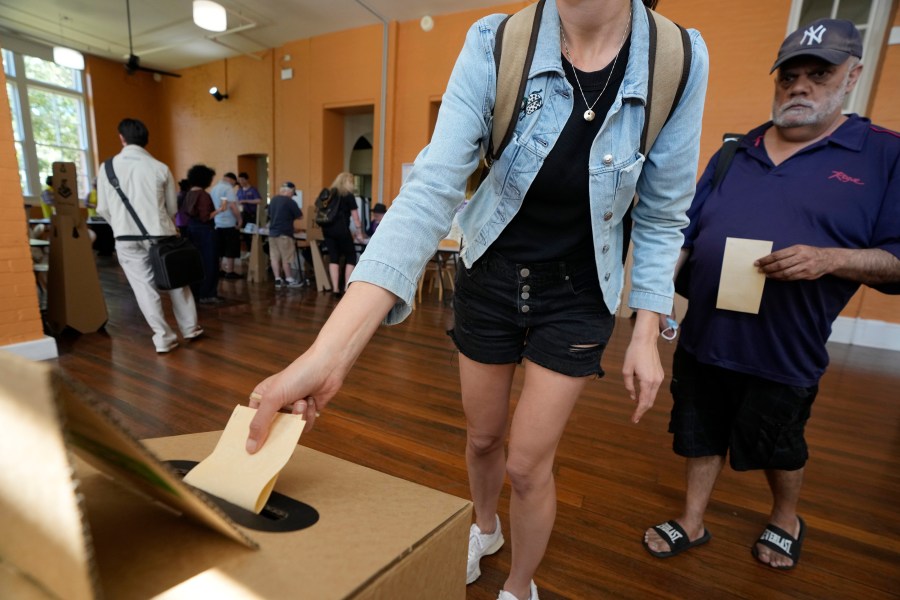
[0,67,44,346]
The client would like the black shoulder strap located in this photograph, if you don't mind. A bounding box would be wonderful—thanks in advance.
[104,159,150,239]
[488,0,544,164]
[711,133,744,189]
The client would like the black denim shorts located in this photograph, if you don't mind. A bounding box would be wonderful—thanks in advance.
[668,347,818,471]
[447,250,615,378]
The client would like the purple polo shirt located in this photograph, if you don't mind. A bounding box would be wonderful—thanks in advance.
[678,115,900,387]
[237,185,261,215]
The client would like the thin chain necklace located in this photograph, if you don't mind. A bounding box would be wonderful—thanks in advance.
[560,6,631,122]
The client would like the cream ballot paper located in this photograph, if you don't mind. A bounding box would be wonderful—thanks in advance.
[715,237,773,314]
[184,405,305,513]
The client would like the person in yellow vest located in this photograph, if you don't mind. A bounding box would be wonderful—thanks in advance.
[40,176,54,218]
[83,178,98,218]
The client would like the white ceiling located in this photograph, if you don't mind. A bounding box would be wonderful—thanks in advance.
[0,0,505,72]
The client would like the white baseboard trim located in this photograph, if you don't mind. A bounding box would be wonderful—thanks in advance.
[1,336,59,361]
[829,317,900,351]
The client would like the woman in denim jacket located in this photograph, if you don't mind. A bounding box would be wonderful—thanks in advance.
[248,1,708,598]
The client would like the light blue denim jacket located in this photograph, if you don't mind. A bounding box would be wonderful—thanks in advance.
[350,0,708,324]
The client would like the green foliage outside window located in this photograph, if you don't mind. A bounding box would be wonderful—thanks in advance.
[24,55,80,91]
[3,49,92,198]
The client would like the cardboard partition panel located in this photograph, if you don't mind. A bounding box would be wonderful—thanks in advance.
[0,351,472,599]
[247,201,270,284]
[303,196,324,243]
[0,351,256,600]
[302,197,332,291]
[45,162,108,334]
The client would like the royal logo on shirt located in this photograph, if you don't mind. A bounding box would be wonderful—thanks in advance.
[828,170,864,186]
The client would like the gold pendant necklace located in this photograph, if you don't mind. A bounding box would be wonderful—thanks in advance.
[560,6,631,122]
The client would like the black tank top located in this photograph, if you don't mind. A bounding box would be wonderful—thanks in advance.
[490,36,631,262]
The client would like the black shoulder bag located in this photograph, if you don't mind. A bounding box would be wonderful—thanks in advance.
[104,159,204,290]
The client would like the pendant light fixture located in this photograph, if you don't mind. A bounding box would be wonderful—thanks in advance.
[193,0,227,32]
[53,14,84,70]
[53,47,84,70]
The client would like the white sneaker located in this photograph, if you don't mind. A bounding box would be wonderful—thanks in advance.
[467,515,504,585]
[497,581,539,600]
[183,326,204,340]
[155,341,178,354]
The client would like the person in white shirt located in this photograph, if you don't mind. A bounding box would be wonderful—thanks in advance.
[96,118,203,353]
[210,172,242,279]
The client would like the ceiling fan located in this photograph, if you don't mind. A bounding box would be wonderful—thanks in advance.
[123,0,181,78]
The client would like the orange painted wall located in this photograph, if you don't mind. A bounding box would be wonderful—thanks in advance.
[156,53,275,186]
[869,6,900,132]
[270,24,385,208]
[85,55,163,165]
[308,26,383,199]
[388,2,527,201]
[0,68,43,346]
[657,0,792,166]
[273,39,312,199]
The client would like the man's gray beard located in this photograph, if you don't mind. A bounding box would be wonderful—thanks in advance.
[772,73,849,128]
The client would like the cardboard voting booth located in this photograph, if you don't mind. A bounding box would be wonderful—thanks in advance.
[0,352,471,599]
[45,161,108,334]
[247,202,270,284]
[303,196,332,292]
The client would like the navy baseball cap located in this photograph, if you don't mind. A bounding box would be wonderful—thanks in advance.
[771,18,862,73]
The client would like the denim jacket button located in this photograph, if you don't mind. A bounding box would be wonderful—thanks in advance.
[603,211,613,221]
[522,284,531,292]
[602,154,613,165]
[520,267,530,277]
[602,244,610,254]
[521,292,530,300]
[521,304,530,313]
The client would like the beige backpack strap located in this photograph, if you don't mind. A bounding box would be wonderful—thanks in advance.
[489,0,545,163]
[619,7,693,316]
[640,6,692,155]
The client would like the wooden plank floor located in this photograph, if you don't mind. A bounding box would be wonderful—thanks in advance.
[53,256,900,600]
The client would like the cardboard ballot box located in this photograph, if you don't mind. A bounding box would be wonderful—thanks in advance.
[0,353,471,599]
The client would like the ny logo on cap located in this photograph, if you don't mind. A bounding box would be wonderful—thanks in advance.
[801,24,827,45]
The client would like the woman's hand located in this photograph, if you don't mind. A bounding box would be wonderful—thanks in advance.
[622,309,665,424]
[244,282,399,454]
[246,349,344,453]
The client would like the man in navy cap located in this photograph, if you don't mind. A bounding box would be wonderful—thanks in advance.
[267,182,305,288]
[642,19,900,569]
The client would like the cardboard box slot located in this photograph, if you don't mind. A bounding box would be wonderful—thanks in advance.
[166,460,320,533]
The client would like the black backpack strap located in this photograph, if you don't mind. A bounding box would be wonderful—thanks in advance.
[711,133,743,189]
[104,159,151,240]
